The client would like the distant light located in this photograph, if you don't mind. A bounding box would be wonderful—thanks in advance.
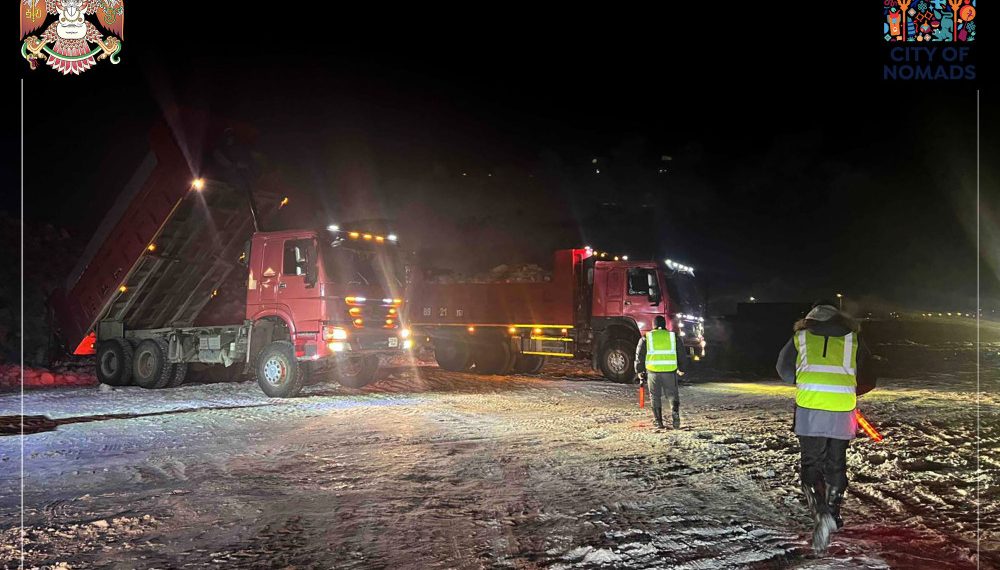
[328,224,340,232]
[533,328,543,334]
[191,178,206,191]
[119,285,128,293]
[349,231,360,239]
[622,255,628,261]
[508,326,517,334]
[147,244,156,252]
[614,256,619,261]
[462,172,468,176]
[749,296,756,302]
[592,158,598,164]
[279,196,289,208]
[468,326,475,333]
[211,289,219,297]
[363,234,373,240]
[836,293,843,298]
[595,169,600,174]
[387,234,398,242]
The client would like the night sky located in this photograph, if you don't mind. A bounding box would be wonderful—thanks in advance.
[10,5,996,315]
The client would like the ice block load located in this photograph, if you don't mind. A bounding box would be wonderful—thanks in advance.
[49,109,407,397]
[406,248,707,382]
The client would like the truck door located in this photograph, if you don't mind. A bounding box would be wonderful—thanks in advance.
[625,267,665,330]
[256,238,284,307]
[275,238,318,326]
[604,267,625,315]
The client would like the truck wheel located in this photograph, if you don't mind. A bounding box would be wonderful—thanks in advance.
[256,340,305,397]
[335,355,380,388]
[513,354,546,374]
[133,338,174,389]
[599,338,636,383]
[96,338,134,386]
[167,362,188,388]
[472,340,513,375]
[435,339,472,372]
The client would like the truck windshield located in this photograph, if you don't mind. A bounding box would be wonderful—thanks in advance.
[321,242,405,292]
[666,273,705,316]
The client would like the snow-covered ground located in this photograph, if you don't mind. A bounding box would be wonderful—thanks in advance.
[1,355,996,569]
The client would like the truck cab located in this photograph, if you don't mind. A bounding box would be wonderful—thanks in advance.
[585,252,705,380]
[245,227,408,391]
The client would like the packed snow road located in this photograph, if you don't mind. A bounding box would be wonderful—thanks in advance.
[1,360,996,569]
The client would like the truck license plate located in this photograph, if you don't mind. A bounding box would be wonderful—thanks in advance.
[388,337,398,348]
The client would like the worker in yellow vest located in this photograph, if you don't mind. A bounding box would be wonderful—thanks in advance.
[776,300,876,555]
[635,315,689,429]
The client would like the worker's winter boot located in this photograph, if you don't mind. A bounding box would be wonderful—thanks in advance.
[825,485,845,531]
[802,482,836,555]
[671,412,680,429]
[653,408,665,429]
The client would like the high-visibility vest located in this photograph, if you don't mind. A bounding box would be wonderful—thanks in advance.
[794,330,858,412]
[645,329,678,372]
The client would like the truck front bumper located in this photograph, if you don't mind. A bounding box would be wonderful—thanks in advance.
[294,329,410,361]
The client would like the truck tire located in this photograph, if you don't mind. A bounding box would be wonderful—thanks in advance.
[435,339,472,372]
[133,338,174,389]
[599,338,636,383]
[256,340,305,398]
[167,362,188,388]
[513,354,546,374]
[96,338,134,386]
[472,340,513,375]
[335,355,380,388]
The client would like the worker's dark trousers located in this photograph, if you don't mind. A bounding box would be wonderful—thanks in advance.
[647,372,679,424]
[798,436,850,490]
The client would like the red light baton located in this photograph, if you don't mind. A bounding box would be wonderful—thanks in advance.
[855,410,883,442]
[638,385,645,408]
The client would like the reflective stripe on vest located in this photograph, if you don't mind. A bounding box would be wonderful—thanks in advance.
[794,330,857,412]
[645,329,678,372]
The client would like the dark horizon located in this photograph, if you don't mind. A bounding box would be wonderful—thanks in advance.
[10,7,996,315]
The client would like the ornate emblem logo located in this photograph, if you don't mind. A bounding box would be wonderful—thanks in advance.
[20,0,122,75]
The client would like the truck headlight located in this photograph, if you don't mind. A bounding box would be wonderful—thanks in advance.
[323,325,348,341]
[400,328,411,339]
[403,339,412,350]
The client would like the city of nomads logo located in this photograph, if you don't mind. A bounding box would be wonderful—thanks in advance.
[884,0,976,42]
[20,0,122,75]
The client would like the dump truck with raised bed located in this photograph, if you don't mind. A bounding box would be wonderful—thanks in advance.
[49,111,407,397]
[405,248,705,382]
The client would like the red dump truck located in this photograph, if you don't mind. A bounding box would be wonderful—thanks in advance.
[405,248,706,382]
[50,111,407,397]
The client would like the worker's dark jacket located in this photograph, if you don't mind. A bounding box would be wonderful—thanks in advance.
[635,329,689,375]
[775,316,876,440]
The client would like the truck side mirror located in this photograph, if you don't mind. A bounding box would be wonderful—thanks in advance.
[647,271,661,304]
[304,241,318,288]
[238,240,250,267]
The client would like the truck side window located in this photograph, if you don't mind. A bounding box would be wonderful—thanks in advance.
[627,268,649,296]
[283,240,310,276]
